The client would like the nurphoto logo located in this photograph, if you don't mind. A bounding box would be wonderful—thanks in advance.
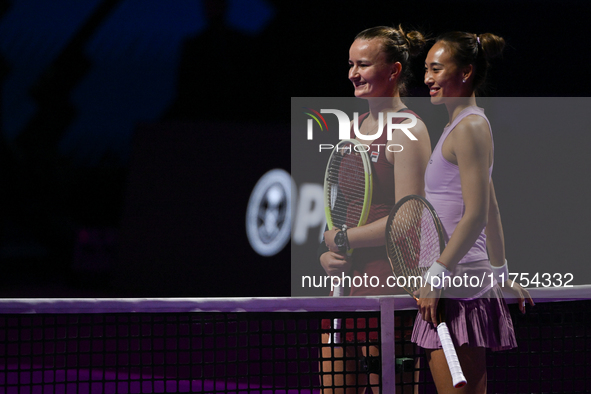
[304,108,418,152]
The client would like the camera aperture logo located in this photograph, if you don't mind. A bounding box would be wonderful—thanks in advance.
[303,108,418,152]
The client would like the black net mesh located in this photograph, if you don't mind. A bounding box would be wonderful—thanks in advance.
[0,298,589,393]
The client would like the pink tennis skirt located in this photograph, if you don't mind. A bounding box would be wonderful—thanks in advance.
[411,284,517,351]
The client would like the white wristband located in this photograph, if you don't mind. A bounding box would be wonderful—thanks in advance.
[491,259,509,283]
[424,262,452,289]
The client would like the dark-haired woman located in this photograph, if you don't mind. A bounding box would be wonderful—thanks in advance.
[320,25,431,393]
[415,32,533,394]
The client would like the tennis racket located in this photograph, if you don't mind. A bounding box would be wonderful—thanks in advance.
[385,195,467,388]
[323,139,373,344]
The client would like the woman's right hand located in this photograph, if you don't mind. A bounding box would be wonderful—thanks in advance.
[416,283,442,326]
[319,251,351,276]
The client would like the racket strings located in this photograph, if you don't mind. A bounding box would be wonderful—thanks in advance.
[385,196,467,387]
[386,200,441,293]
[326,148,367,229]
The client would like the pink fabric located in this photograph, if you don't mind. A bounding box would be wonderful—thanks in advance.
[414,106,516,351]
[411,285,517,351]
[444,259,494,300]
[424,106,492,265]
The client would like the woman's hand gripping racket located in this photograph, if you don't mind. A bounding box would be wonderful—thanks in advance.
[323,139,373,344]
[385,195,467,388]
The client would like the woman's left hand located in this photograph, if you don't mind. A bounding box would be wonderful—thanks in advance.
[502,279,534,314]
[416,284,442,326]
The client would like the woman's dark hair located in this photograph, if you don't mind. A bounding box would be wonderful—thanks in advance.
[436,32,505,94]
[355,25,427,96]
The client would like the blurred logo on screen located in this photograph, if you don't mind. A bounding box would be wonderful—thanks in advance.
[246,169,294,256]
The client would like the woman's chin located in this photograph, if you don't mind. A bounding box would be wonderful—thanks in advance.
[430,96,446,105]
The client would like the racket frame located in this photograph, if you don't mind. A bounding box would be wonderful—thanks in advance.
[385,194,445,295]
[385,194,467,388]
[323,139,373,344]
[324,139,373,239]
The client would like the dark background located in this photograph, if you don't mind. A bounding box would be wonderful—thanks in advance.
[1,0,589,297]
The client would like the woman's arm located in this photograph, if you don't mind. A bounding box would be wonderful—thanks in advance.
[486,179,534,313]
[485,179,505,267]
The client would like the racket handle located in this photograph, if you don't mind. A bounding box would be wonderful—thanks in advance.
[329,285,345,344]
[436,323,467,388]
[330,317,342,344]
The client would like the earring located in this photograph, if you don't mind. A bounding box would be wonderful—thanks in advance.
[462,78,466,83]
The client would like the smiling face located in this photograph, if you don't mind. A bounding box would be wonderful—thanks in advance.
[348,38,397,98]
[424,42,472,104]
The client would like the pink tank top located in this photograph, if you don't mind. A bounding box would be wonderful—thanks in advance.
[425,106,493,265]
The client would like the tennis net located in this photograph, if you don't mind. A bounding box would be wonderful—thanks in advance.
[0,286,590,393]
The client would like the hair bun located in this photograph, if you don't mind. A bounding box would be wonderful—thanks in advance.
[405,29,427,57]
[479,33,505,60]
[396,24,427,58]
